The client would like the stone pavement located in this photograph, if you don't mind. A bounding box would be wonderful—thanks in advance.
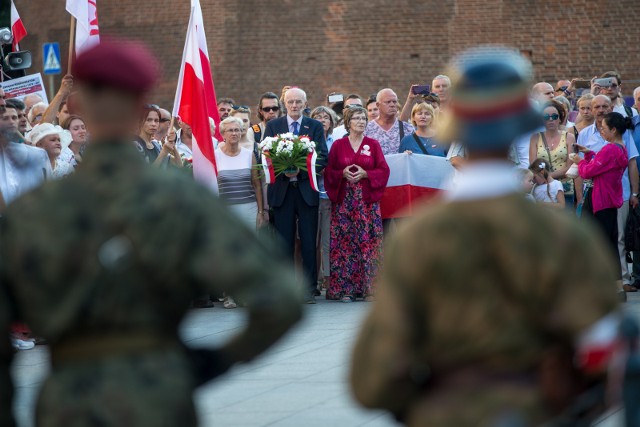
[11,292,640,426]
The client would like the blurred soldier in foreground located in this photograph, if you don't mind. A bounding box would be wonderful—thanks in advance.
[350,47,620,426]
[0,40,301,427]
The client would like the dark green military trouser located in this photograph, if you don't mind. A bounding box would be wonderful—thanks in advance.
[37,349,198,427]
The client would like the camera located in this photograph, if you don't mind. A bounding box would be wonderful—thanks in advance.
[594,78,614,88]
[328,93,344,104]
[412,85,431,96]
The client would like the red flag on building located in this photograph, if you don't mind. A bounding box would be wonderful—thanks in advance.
[173,1,220,192]
[10,0,27,51]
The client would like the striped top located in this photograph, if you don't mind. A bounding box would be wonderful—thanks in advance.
[215,147,256,205]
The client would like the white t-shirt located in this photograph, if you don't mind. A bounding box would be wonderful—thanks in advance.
[614,103,639,118]
[533,180,563,203]
[331,124,348,141]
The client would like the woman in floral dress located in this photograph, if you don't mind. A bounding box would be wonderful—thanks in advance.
[324,106,390,302]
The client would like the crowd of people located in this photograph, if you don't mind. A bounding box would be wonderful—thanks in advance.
[2,66,640,348]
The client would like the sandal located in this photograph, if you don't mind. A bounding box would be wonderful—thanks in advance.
[341,295,355,303]
[223,296,237,309]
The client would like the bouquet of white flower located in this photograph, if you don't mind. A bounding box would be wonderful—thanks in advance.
[258,133,317,176]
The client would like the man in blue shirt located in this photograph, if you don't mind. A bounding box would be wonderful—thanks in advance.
[577,95,639,292]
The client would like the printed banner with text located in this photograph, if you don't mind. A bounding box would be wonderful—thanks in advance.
[0,73,48,104]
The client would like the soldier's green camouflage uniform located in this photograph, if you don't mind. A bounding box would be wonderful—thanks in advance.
[0,141,301,427]
[350,195,618,426]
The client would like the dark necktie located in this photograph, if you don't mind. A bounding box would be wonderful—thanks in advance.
[292,121,299,135]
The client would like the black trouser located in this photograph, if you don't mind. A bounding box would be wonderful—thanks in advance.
[594,207,622,279]
[272,183,319,293]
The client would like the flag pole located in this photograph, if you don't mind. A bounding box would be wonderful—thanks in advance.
[68,16,76,72]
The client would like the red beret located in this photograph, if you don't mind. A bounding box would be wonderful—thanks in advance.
[73,39,160,95]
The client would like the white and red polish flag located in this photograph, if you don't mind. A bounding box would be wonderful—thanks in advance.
[66,0,100,55]
[10,0,27,51]
[381,154,454,219]
[173,2,220,192]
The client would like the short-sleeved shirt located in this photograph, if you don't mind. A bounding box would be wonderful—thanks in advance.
[399,133,447,157]
[364,119,414,155]
[215,147,256,205]
[577,123,638,201]
[133,136,160,164]
[533,180,564,203]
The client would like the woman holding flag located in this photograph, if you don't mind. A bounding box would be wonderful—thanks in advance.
[324,106,390,302]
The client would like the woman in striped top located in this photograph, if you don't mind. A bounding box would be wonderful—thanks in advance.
[215,117,267,230]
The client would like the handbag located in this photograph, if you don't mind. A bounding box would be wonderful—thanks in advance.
[625,207,640,252]
[566,163,580,179]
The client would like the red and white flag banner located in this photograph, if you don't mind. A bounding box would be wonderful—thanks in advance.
[182,0,221,140]
[173,3,218,192]
[66,0,100,55]
[381,154,454,219]
[10,0,27,51]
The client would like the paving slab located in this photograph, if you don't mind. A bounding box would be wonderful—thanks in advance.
[11,292,640,426]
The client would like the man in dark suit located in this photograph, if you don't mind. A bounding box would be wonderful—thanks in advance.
[264,87,328,303]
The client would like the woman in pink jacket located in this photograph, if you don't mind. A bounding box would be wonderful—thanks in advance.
[571,112,634,283]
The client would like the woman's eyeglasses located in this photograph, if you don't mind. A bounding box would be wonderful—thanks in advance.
[261,106,280,112]
[543,113,559,121]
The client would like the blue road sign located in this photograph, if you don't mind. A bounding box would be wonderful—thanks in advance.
[43,43,62,75]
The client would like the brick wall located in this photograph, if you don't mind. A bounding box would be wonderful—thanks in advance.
[15,0,640,118]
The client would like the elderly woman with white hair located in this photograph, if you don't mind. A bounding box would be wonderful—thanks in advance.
[215,116,266,229]
[215,116,266,309]
[28,123,75,179]
[28,101,48,127]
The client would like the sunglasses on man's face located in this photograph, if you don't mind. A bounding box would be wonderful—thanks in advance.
[543,113,559,121]
[261,106,280,112]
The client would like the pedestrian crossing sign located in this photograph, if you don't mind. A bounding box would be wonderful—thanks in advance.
[43,43,61,75]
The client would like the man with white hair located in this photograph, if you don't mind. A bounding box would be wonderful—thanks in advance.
[432,74,451,107]
[23,93,43,116]
[365,88,414,155]
[633,86,640,114]
[264,87,328,304]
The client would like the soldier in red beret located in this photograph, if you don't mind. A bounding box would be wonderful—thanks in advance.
[0,40,302,427]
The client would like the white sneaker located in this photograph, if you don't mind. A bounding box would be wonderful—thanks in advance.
[223,296,237,309]
[11,338,35,350]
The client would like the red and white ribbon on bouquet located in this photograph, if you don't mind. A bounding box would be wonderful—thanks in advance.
[261,149,318,191]
[306,149,319,192]
[261,152,276,184]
